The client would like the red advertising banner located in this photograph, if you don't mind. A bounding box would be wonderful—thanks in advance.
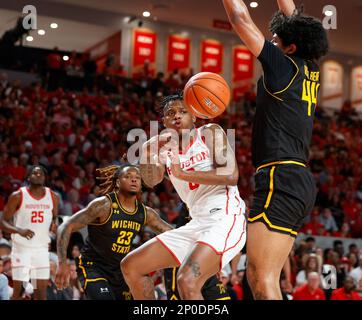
[132,28,157,78]
[201,39,223,74]
[167,35,190,73]
[232,46,254,100]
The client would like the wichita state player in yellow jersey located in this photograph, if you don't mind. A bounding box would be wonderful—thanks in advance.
[55,164,173,300]
[223,0,328,299]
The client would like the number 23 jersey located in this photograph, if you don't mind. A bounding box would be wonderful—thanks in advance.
[80,192,146,266]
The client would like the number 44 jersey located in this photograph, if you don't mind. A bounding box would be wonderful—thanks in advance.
[12,187,54,248]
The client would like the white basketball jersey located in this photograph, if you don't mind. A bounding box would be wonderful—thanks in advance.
[12,187,54,248]
[166,126,245,219]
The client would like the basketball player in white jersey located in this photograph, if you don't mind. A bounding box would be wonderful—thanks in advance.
[121,92,246,300]
[0,166,59,300]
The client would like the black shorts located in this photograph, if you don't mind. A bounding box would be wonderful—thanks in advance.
[164,267,230,300]
[249,163,316,238]
[75,256,131,300]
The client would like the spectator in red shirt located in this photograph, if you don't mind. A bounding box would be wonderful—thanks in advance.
[301,213,325,236]
[0,195,5,211]
[332,222,352,238]
[5,157,26,182]
[331,276,361,300]
[293,272,326,300]
[47,47,62,70]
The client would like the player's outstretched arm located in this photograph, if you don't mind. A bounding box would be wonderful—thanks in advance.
[222,0,265,57]
[169,124,239,186]
[0,191,35,239]
[55,196,110,289]
[50,191,60,233]
[145,206,174,235]
[140,137,166,188]
[277,0,296,17]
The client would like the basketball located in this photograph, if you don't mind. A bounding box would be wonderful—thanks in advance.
[183,72,231,119]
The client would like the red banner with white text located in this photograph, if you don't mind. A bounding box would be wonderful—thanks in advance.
[132,28,157,78]
[200,39,223,74]
[167,35,190,73]
[232,46,254,101]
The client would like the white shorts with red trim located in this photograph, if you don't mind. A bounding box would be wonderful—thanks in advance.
[156,210,246,270]
[11,244,50,281]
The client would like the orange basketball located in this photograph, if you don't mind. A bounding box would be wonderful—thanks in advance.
[183,72,231,119]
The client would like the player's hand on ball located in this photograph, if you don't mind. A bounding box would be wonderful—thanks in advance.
[55,263,70,290]
[18,228,35,240]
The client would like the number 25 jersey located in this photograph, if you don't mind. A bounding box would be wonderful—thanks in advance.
[12,187,54,248]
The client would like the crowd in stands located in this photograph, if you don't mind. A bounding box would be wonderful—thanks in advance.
[0,57,362,299]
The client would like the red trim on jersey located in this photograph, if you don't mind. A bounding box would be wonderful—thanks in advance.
[179,128,199,155]
[156,237,181,266]
[225,187,230,214]
[222,215,236,253]
[50,189,55,208]
[26,187,47,201]
[17,188,23,212]
[196,241,222,254]
[196,241,223,272]
[224,219,246,254]
[198,127,207,145]
[235,196,240,206]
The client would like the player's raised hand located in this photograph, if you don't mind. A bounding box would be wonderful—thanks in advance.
[18,228,35,240]
[55,262,70,290]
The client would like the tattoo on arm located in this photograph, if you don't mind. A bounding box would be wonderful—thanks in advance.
[140,145,165,188]
[57,197,110,263]
[57,225,71,264]
[145,207,173,234]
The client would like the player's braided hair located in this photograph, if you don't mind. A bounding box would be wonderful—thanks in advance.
[96,156,139,196]
[269,7,329,61]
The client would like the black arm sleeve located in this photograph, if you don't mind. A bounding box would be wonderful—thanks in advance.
[257,40,296,93]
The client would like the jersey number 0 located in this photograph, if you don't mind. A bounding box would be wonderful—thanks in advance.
[187,168,200,190]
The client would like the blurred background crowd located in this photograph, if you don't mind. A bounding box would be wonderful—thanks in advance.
[0,51,361,299]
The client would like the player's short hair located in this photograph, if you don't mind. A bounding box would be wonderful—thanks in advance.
[27,165,48,178]
[160,90,184,114]
[270,9,329,61]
